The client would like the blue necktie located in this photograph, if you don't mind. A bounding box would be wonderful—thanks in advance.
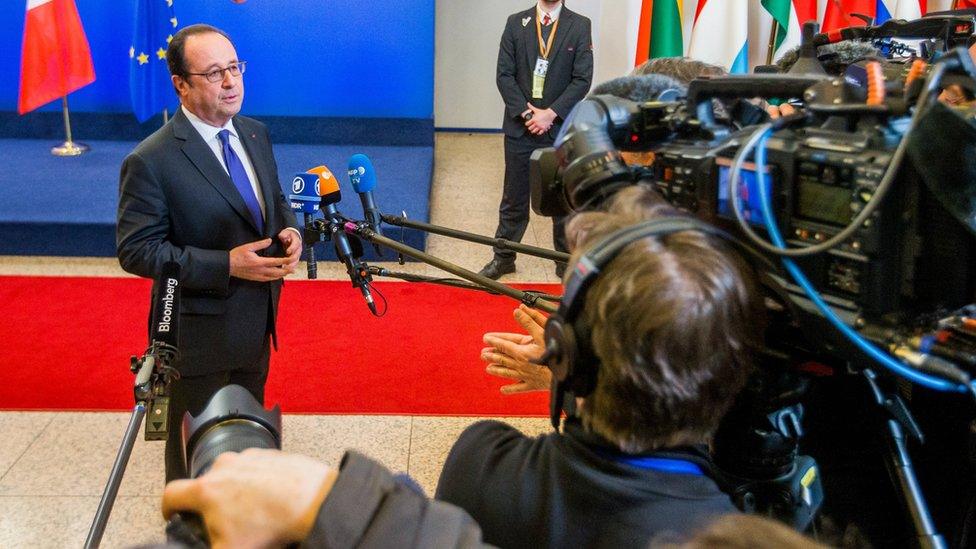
[218,129,264,234]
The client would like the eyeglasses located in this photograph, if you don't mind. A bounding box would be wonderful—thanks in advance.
[185,61,247,83]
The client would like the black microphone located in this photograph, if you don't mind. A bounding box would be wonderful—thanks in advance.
[348,154,384,256]
[318,165,378,315]
[135,261,181,440]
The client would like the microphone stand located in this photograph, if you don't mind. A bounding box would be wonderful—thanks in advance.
[380,214,570,263]
[85,343,178,549]
[344,221,558,314]
[367,265,561,302]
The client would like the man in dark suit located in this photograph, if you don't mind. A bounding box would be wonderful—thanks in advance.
[479,0,593,280]
[116,24,301,482]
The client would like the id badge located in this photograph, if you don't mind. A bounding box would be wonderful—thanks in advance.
[532,57,549,99]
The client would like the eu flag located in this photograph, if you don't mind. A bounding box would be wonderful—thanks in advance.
[130,0,178,122]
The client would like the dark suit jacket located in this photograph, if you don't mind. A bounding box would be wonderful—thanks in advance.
[497,5,594,138]
[117,108,298,376]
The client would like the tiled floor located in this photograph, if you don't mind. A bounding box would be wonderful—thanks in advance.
[0,132,557,548]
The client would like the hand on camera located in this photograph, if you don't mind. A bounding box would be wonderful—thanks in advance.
[162,449,338,549]
[482,305,552,394]
[525,102,557,135]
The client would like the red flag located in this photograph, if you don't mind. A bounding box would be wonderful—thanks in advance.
[957,0,976,7]
[822,0,876,32]
[18,0,96,115]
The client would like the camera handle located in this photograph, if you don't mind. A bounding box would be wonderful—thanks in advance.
[863,368,947,549]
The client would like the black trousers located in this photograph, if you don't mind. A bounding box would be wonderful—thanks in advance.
[164,344,269,483]
[492,132,567,261]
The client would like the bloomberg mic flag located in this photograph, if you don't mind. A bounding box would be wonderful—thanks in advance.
[130,0,178,122]
[17,0,96,115]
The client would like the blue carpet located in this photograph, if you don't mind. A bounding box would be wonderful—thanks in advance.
[0,138,432,259]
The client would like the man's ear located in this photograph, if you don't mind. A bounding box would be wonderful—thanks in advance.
[172,74,187,96]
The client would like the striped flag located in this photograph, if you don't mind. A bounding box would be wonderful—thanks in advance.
[688,0,750,73]
[762,0,818,60]
[130,0,178,122]
[634,0,684,66]
[17,0,96,114]
[875,0,925,24]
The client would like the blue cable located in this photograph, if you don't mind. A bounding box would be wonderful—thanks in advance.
[751,129,964,393]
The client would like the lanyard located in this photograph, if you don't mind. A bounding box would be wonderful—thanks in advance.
[608,454,705,476]
[536,12,559,60]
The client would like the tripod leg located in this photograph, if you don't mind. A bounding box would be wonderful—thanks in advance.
[884,417,947,549]
[85,404,146,549]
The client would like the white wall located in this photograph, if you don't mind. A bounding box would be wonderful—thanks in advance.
[434,0,629,130]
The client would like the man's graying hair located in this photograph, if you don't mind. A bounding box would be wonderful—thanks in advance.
[167,24,233,79]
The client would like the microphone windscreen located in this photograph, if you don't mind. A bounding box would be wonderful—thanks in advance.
[289,173,321,213]
[591,74,687,103]
[309,165,341,206]
[152,262,181,348]
[348,154,377,193]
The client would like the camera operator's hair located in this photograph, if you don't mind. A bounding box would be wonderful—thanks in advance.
[566,186,762,453]
[631,57,728,84]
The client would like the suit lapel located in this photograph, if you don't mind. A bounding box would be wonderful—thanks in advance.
[172,109,261,235]
[522,8,538,83]
[234,117,277,237]
[548,11,574,70]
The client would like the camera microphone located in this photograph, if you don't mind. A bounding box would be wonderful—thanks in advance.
[347,154,383,256]
[316,165,378,315]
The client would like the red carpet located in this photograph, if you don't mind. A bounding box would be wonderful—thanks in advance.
[0,275,556,416]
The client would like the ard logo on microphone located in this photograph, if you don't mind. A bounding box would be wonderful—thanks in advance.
[292,176,321,196]
[157,277,179,333]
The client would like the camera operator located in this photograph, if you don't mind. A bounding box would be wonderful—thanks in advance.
[161,448,490,548]
[437,185,766,548]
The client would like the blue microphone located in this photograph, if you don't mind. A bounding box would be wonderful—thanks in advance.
[347,154,383,255]
[291,172,322,279]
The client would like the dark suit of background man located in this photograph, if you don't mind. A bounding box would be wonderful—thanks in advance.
[116,24,302,482]
[479,0,593,280]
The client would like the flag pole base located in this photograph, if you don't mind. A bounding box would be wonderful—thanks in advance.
[51,141,90,156]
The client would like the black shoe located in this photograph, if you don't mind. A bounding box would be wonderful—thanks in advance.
[478,259,516,280]
[555,262,566,279]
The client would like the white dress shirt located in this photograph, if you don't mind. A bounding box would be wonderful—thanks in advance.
[537,1,562,23]
[182,105,266,221]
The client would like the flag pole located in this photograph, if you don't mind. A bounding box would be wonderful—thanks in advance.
[765,19,779,65]
[51,95,89,156]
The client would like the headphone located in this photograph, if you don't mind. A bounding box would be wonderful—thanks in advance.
[542,216,742,429]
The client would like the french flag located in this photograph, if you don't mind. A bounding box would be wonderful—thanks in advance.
[17,0,96,115]
[875,0,926,23]
[687,0,749,73]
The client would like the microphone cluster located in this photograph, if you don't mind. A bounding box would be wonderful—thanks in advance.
[289,155,383,316]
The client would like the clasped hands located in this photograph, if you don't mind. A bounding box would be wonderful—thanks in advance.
[522,102,557,136]
[481,304,553,394]
[229,229,302,282]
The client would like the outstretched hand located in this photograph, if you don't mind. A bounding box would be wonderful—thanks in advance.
[482,305,552,394]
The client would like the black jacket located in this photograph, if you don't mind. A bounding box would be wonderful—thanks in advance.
[435,420,737,548]
[496,6,593,138]
[117,109,299,375]
[304,452,491,548]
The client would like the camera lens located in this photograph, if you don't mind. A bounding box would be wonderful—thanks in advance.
[187,418,279,478]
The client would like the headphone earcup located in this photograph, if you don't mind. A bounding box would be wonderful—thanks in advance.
[543,317,578,384]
